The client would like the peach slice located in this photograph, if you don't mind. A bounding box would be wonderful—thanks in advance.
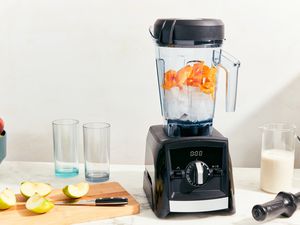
[202,65,211,77]
[191,61,204,77]
[186,62,205,87]
[163,70,177,90]
[176,65,192,88]
[199,66,217,96]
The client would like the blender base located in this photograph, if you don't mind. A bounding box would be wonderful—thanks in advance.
[143,125,235,218]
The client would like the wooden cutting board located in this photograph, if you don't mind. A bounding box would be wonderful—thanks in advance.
[0,182,140,225]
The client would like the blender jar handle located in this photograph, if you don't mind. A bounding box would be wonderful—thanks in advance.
[219,50,241,112]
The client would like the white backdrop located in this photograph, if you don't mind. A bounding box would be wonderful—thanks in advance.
[1,0,300,167]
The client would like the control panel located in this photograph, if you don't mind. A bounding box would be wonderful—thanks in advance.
[169,146,224,186]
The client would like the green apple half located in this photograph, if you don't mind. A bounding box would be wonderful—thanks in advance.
[26,194,54,214]
[20,182,52,198]
[63,182,89,198]
[0,188,16,210]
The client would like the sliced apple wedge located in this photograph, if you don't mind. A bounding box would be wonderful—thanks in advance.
[26,194,54,214]
[20,182,52,198]
[63,182,89,198]
[0,188,16,210]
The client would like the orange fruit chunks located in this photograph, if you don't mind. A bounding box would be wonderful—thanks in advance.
[200,66,217,97]
[187,62,204,87]
[162,61,217,97]
[163,70,177,90]
[192,61,204,76]
[176,65,192,88]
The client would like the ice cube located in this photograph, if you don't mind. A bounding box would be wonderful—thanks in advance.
[164,86,214,122]
[189,87,214,122]
[164,87,189,120]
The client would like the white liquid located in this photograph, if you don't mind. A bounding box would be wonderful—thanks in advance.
[260,149,294,193]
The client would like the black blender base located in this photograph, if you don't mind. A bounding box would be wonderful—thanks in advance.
[143,125,235,218]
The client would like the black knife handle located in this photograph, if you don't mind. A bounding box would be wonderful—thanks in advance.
[95,197,128,206]
[252,192,299,221]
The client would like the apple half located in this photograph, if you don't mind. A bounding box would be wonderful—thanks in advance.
[26,194,54,214]
[0,188,16,210]
[63,182,89,198]
[20,182,52,198]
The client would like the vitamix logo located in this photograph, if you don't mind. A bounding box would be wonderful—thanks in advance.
[189,150,203,157]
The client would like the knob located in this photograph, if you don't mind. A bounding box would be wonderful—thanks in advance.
[185,161,210,187]
[195,161,204,184]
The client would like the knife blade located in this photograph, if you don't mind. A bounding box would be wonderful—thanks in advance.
[55,197,128,206]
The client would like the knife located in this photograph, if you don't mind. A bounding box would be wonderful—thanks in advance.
[55,197,128,206]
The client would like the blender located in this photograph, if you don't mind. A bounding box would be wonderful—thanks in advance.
[143,19,240,218]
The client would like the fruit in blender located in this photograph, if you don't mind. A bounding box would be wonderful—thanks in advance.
[162,62,217,96]
[162,62,217,122]
[186,62,204,87]
[199,66,217,97]
[163,70,177,90]
[176,65,193,88]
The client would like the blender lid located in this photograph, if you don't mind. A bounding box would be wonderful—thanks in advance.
[152,19,224,47]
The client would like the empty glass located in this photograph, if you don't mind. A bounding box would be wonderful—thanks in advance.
[260,123,296,193]
[52,119,79,178]
[83,122,110,182]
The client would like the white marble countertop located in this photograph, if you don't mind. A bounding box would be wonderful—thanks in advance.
[0,161,300,225]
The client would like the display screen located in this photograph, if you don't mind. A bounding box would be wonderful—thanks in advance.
[169,146,223,170]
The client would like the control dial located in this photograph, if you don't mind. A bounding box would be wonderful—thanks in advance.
[185,161,210,186]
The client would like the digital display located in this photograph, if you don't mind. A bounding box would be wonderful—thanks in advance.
[169,146,223,170]
[189,150,203,157]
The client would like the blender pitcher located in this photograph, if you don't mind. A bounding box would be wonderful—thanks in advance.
[151,19,240,137]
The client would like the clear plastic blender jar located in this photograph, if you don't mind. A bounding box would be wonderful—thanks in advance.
[151,19,240,137]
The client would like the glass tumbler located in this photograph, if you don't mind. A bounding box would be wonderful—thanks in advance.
[83,122,110,182]
[260,123,296,193]
[52,119,79,178]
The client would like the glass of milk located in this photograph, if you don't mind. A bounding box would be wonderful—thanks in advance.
[260,123,296,193]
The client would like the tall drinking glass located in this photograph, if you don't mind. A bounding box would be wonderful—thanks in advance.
[52,119,79,178]
[83,122,110,182]
[260,123,296,193]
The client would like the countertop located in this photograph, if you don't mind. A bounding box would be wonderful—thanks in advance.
[0,161,300,225]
